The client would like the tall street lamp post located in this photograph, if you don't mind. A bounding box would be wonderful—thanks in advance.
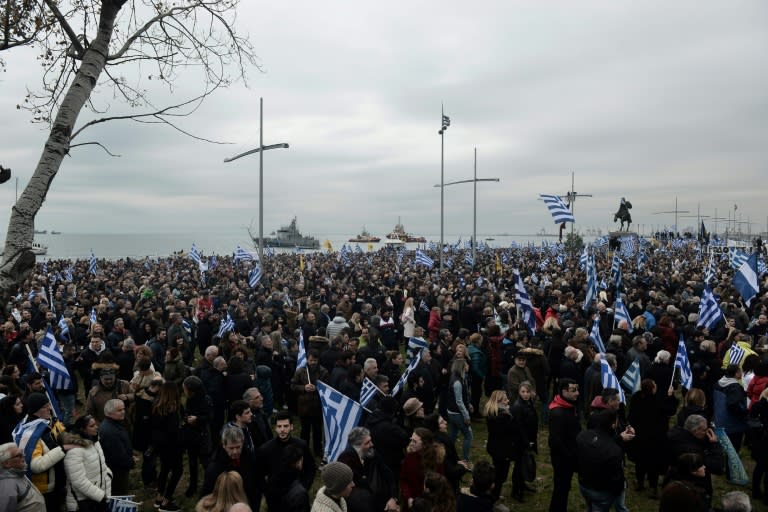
[438,108,450,273]
[434,147,500,268]
[223,97,289,263]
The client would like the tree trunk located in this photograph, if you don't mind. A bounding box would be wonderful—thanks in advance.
[0,0,123,304]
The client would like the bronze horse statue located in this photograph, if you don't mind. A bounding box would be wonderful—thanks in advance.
[614,198,632,231]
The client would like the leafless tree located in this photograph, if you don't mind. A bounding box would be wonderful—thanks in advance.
[0,0,257,303]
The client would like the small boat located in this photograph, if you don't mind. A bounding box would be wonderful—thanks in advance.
[386,217,426,243]
[485,238,495,241]
[349,227,380,243]
[34,229,47,235]
[51,231,61,235]
[31,242,48,255]
[251,217,320,249]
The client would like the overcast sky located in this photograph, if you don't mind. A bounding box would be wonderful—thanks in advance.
[1,1,766,238]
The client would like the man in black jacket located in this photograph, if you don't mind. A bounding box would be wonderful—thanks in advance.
[202,425,261,509]
[100,398,135,496]
[257,412,317,491]
[576,409,635,511]
[667,414,724,504]
[548,378,581,512]
[244,387,273,449]
[337,427,399,512]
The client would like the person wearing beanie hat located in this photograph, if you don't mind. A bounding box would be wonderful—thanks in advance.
[17,392,74,511]
[311,461,354,511]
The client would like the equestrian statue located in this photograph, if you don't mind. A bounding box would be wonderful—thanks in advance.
[614,197,632,231]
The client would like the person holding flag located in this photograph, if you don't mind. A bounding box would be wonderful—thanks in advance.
[289,349,328,458]
[13,392,78,511]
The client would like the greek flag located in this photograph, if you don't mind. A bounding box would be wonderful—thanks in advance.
[579,247,588,271]
[464,252,474,267]
[360,377,379,407]
[697,285,723,331]
[728,343,747,367]
[396,248,405,267]
[583,255,598,311]
[593,236,609,249]
[419,299,430,313]
[729,248,749,270]
[296,330,307,370]
[37,328,71,389]
[637,250,648,271]
[108,496,139,512]
[248,265,262,288]
[89,308,97,325]
[539,194,575,224]
[514,269,537,335]
[392,351,421,396]
[12,417,49,469]
[674,335,693,389]
[556,254,564,267]
[415,249,434,269]
[620,237,636,258]
[189,243,202,264]
[538,258,549,271]
[733,253,759,307]
[57,316,70,340]
[702,258,715,284]
[614,296,633,333]
[601,355,625,403]
[317,381,363,462]
[590,316,606,353]
[64,266,74,282]
[354,245,363,254]
[620,358,642,395]
[610,253,622,290]
[88,251,97,275]
[216,313,235,338]
[41,260,48,274]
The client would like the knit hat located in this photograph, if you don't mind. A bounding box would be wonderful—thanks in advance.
[321,462,354,495]
[403,397,424,417]
[24,392,49,415]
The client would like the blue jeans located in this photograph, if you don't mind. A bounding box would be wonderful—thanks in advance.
[579,484,629,512]
[447,411,473,461]
[58,393,75,427]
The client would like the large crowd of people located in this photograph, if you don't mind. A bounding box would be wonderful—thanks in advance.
[0,239,766,512]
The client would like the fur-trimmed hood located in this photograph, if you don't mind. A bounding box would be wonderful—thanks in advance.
[59,431,94,448]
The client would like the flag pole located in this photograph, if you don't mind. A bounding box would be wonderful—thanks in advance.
[24,344,59,421]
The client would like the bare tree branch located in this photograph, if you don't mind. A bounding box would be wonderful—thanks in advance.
[42,0,84,57]
[68,141,121,156]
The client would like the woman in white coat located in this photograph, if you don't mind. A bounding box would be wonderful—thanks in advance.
[401,297,416,343]
[62,415,112,512]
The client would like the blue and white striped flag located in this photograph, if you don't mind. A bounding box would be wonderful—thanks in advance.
[37,328,71,390]
[415,249,434,269]
[593,236,609,249]
[216,313,235,338]
[57,316,70,341]
[733,253,759,307]
[674,335,693,389]
[88,251,97,276]
[396,248,405,267]
[108,496,140,512]
[317,381,363,462]
[64,266,74,282]
[697,285,723,331]
[12,417,49,469]
[514,270,536,335]
[248,265,262,288]
[296,330,307,370]
[41,260,48,275]
[620,358,642,395]
[590,316,606,354]
[89,308,97,325]
[729,248,749,270]
[539,194,575,224]
[419,299,430,313]
[583,255,598,311]
[579,247,589,271]
[614,296,633,333]
[464,252,474,267]
[392,351,421,396]
[727,343,748,367]
[360,377,379,407]
[189,243,202,264]
[600,355,625,403]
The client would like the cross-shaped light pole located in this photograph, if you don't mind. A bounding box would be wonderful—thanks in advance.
[434,148,499,269]
[224,97,289,263]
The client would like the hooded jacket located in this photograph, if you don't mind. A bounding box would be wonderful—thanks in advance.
[61,431,112,511]
[0,466,46,512]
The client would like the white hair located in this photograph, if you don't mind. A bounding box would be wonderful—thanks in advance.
[104,399,124,416]
[0,442,18,463]
[654,350,671,364]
